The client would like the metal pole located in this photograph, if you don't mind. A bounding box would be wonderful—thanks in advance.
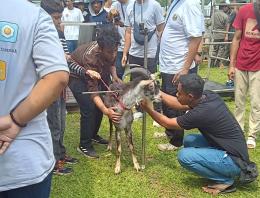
[212,30,235,34]
[141,0,148,170]
[201,0,205,16]
[206,0,215,80]
[204,41,232,45]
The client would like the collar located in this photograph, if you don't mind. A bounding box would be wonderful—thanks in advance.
[88,5,105,16]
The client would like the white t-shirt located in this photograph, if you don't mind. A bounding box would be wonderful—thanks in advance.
[0,1,69,191]
[124,0,164,58]
[111,1,132,52]
[62,7,84,40]
[159,0,205,74]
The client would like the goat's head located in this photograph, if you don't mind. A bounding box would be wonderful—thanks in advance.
[124,67,161,102]
[139,79,161,102]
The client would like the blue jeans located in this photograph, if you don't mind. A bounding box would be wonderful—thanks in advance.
[0,173,52,198]
[66,40,78,53]
[178,134,241,185]
[47,96,66,161]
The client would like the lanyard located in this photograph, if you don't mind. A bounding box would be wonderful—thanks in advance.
[120,3,125,21]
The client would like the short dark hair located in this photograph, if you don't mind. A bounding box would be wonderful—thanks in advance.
[179,74,205,98]
[41,0,64,15]
[96,25,121,50]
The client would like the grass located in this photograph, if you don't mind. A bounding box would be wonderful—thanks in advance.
[51,65,260,198]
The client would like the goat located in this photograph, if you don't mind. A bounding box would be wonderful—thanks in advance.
[103,67,160,174]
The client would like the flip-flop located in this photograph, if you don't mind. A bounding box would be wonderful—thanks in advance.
[207,184,236,194]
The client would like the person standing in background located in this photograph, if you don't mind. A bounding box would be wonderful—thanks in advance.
[108,0,132,79]
[85,0,109,23]
[62,0,84,53]
[157,0,204,151]
[41,0,78,176]
[211,2,229,68]
[228,0,260,149]
[122,0,165,121]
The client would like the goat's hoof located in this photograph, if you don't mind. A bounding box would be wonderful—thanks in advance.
[134,163,141,172]
[114,166,121,174]
[107,145,112,151]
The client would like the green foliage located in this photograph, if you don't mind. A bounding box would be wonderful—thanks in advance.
[51,65,260,198]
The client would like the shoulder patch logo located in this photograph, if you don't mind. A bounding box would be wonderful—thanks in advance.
[0,60,6,81]
[172,14,178,21]
[0,21,19,43]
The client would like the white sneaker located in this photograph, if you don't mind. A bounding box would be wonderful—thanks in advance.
[153,121,161,127]
[133,112,143,120]
[247,137,256,149]
[153,132,166,138]
[158,143,178,151]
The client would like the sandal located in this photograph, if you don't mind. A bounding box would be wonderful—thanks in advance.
[202,184,236,195]
[247,137,256,149]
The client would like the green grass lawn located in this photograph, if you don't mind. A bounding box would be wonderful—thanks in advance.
[51,65,260,198]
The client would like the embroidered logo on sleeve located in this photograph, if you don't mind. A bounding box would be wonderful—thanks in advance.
[0,21,19,43]
[0,60,6,81]
[172,14,178,21]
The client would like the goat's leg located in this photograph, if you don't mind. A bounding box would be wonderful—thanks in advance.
[107,119,113,151]
[125,126,140,172]
[115,129,121,174]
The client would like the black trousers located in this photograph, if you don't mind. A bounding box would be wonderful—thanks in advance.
[69,77,104,147]
[161,66,198,147]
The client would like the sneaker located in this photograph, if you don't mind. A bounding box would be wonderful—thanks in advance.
[153,132,166,138]
[77,146,99,159]
[153,121,161,127]
[133,112,143,120]
[247,137,256,149]
[53,160,73,176]
[158,143,178,151]
[62,154,78,165]
[92,135,108,145]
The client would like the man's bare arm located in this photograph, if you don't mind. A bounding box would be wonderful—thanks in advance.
[228,30,242,80]
[122,27,131,66]
[173,36,202,83]
[12,71,69,125]
[156,22,165,39]
[230,30,242,68]
[143,104,183,130]
[160,91,190,111]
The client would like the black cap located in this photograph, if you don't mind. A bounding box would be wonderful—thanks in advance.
[40,0,64,15]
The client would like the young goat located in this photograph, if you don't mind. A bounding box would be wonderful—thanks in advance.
[103,67,160,174]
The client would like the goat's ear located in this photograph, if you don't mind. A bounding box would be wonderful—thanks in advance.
[139,80,153,87]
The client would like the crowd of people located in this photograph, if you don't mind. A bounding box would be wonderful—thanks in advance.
[0,0,259,197]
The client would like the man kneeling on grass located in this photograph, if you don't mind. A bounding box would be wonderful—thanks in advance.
[141,74,257,195]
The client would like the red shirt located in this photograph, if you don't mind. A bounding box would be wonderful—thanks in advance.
[233,3,260,71]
